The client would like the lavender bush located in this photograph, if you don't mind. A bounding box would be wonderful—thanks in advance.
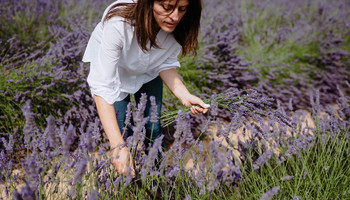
[196,0,350,111]
[238,90,350,199]
[0,0,109,148]
[1,87,349,199]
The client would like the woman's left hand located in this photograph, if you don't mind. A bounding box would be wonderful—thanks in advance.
[182,94,209,115]
[159,69,209,115]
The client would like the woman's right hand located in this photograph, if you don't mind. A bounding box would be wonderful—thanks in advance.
[93,95,135,177]
[110,145,135,177]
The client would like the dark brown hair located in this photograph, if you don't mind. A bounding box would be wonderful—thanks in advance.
[103,0,202,56]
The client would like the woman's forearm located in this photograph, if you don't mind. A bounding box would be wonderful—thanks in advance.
[94,95,124,147]
[160,68,209,114]
[159,69,191,105]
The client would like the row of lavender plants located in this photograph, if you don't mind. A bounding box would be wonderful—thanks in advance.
[196,0,350,110]
[3,88,349,199]
[0,0,109,145]
[1,0,349,199]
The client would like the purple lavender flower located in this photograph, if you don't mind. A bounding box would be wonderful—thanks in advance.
[134,93,147,123]
[215,118,224,138]
[144,135,164,169]
[67,187,77,198]
[303,171,308,179]
[130,116,148,147]
[207,178,220,192]
[73,159,87,185]
[184,195,191,200]
[81,122,98,153]
[221,151,241,184]
[210,93,219,116]
[150,96,158,123]
[22,154,41,184]
[259,186,280,200]
[113,176,122,187]
[1,134,14,154]
[122,103,132,135]
[253,149,274,170]
[21,100,39,146]
[86,190,99,200]
[167,165,180,180]
[62,124,76,153]
[44,115,58,148]
[123,166,134,186]
[280,175,294,181]
[205,139,231,191]
[13,181,37,200]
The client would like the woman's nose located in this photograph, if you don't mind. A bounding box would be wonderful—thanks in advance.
[169,9,179,22]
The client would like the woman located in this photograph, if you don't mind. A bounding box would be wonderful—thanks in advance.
[82,0,208,175]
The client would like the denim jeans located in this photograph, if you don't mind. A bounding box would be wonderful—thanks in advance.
[113,76,163,148]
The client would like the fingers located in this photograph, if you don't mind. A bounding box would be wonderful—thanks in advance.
[190,105,209,115]
[203,107,209,114]
[190,98,209,115]
[190,106,200,115]
[200,103,210,114]
[183,94,210,115]
[114,158,135,177]
[111,147,135,177]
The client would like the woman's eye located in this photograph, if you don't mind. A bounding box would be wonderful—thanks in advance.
[179,7,187,12]
[162,4,173,11]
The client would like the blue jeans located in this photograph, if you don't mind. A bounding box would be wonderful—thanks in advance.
[113,76,163,148]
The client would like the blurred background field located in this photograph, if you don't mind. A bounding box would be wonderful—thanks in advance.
[0,0,349,199]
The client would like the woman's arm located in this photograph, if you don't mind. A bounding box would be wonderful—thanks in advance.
[94,95,124,147]
[94,95,134,176]
[159,68,208,114]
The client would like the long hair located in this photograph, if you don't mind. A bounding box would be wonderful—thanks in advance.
[103,0,202,56]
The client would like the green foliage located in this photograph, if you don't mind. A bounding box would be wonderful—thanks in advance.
[0,62,78,134]
[178,56,205,88]
[237,0,349,85]
[162,55,206,113]
[0,94,23,134]
[238,129,350,199]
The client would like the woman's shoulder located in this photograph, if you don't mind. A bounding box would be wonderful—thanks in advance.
[101,0,136,21]
[100,0,136,29]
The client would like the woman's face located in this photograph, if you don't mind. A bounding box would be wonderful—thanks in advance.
[153,0,189,33]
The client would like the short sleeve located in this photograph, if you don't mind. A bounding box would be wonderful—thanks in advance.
[156,44,181,74]
[86,18,124,104]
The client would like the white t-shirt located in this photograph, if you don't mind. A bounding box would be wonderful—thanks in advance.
[82,0,181,104]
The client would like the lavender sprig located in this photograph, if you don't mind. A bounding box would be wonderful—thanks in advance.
[161,89,275,127]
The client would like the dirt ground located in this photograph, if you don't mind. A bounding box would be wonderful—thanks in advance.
[181,110,316,171]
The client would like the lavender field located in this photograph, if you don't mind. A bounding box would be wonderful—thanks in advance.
[1,0,349,199]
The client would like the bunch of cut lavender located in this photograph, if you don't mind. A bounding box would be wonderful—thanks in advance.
[161,88,281,127]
